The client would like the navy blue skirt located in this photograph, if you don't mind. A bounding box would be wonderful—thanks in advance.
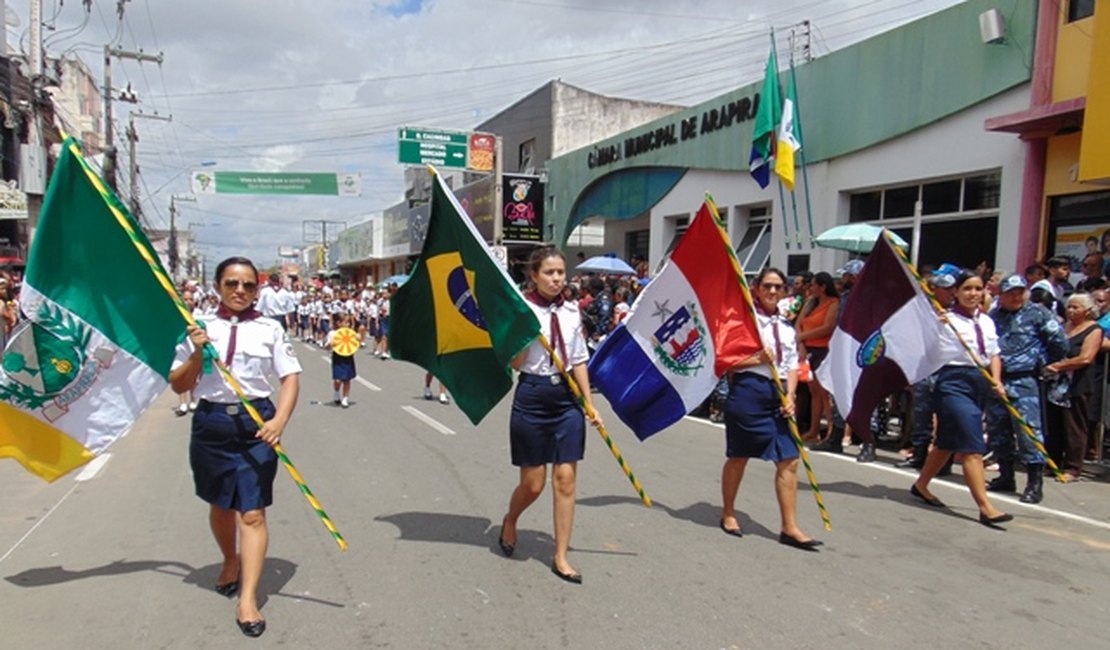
[332,353,356,381]
[724,373,798,462]
[509,374,585,467]
[190,398,278,512]
[935,366,989,454]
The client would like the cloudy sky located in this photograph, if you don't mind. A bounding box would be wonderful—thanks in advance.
[7,0,961,271]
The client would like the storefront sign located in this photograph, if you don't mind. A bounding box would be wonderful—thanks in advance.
[0,180,28,220]
[502,174,544,243]
[587,93,759,169]
[336,220,375,264]
[455,175,495,242]
[469,132,496,173]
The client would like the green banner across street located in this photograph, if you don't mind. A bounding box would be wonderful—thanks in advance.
[191,171,361,197]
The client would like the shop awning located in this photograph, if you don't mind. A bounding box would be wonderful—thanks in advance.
[984,97,1086,139]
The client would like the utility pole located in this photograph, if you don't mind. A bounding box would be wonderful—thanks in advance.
[168,194,196,280]
[23,0,46,243]
[302,219,346,274]
[127,111,171,219]
[103,46,162,191]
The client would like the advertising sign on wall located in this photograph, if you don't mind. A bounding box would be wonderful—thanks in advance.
[469,132,496,173]
[502,174,544,243]
[455,175,495,243]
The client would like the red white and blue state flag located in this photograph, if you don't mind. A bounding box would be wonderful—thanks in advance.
[815,235,961,435]
[588,203,762,440]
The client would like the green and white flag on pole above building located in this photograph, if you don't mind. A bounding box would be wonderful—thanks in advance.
[0,139,185,482]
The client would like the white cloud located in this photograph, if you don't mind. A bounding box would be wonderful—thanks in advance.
[12,0,961,268]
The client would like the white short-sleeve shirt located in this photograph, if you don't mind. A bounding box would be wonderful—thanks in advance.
[941,309,999,367]
[172,314,302,402]
[516,299,589,375]
[739,310,799,380]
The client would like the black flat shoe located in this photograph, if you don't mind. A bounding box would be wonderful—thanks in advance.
[236,619,266,638]
[718,518,743,538]
[910,484,945,508]
[497,516,515,557]
[778,532,822,551]
[979,512,1014,528]
[214,580,239,598]
[551,562,582,584]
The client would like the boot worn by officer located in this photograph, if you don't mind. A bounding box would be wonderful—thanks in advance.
[811,431,843,454]
[856,442,877,463]
[1020,464,1044,503]
[986,458,1016,493]
[895,445,927,469]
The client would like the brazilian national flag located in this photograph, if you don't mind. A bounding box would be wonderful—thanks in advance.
[390,170,540,424]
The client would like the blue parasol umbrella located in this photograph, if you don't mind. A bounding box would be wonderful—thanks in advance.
[576,255,636,275]
[380,274,409,287]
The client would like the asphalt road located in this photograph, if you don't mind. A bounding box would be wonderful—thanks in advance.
[2,340,1108,649]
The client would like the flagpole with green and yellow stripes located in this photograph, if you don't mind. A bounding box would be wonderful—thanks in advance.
[64,136,349,551]
[538,336,652,507]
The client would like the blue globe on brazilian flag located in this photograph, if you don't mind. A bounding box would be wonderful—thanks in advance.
[390,172,540,424]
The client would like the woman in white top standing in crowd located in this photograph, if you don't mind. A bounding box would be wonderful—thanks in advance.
[498,246,602,584]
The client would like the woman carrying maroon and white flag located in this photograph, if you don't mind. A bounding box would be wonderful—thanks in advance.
[911,270,1012,528]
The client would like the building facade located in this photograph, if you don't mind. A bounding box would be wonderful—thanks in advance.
[545,0,1047,277]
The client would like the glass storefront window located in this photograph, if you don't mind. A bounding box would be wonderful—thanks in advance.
[883,186,918,219]
[849,191,881,223]
[922,180,961,215]
[964,172,1001,210]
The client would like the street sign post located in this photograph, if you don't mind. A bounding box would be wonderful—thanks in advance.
[398,127,469,168]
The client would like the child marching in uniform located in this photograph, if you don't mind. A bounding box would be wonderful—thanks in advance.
[326,313,359,408]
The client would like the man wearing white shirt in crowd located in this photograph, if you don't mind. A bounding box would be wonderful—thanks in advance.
[256,274,286,327]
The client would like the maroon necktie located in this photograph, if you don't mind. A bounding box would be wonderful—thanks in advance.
[772,319,783,365]
[526,291,568,367]
[973,317,986,358]
[216,305,262,367]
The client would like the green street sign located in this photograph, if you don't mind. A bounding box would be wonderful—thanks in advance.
[398,127,469,168]
[191,171,361,197]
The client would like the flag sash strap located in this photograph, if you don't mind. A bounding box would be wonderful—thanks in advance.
[706,196,832,531]
[884,231,1069,484]
[536,334,652,508]
[65,137,349,550]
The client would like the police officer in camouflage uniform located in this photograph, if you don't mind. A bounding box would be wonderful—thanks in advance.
[985,274,1067,503]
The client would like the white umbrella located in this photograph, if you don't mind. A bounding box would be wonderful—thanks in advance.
[814,224,908,253]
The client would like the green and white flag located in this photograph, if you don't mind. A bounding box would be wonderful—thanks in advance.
[0,139,185,481]
[390,170,540,424]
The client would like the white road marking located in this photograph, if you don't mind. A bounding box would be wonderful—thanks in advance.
[0,482,80,565]
[402,405,456,435]
[74,454,111,482]
[355,376,382,392]
[681,416,1110,532]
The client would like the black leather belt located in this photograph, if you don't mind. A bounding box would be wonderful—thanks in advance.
[197,398,269,415]
[1001,370,1038,380]
[519,372,563,385]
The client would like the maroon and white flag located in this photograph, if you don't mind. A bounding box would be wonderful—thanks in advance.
[816,235,962,434]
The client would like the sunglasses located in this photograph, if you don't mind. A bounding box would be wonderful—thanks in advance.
[222,280,258,291]
[760,282,785,291]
